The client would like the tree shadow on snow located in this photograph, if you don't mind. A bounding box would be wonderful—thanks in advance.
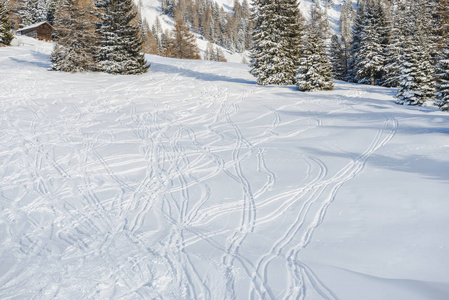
[9,51,51,69]
[299,145,449,182]
[150,61,256,85]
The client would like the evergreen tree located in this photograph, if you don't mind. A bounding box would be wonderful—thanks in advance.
[35,0,48,22]
[159,28,170,54]
[51,0,96,72]
[374,0,391,85]
[165,11,201,59]
[282,0,303,69]
[296,10,334,92]
[20,0,39,26]
[355,16,384,85]
[94,0,148,74]
[153,16,162,37]
[215,46,227,62]
[347,1,365,82]
[435,0,449,48]
[46,0,58,25]
[396,37,435,106]
[436,43,449,110]
[0,1,13,45]
[204,41,214,60]
[339,0,355,77]
[204,42,227,61]
[152,16,165,54]
[417,0,439,62]
[396,39,422,105]
[383,1,405,88]
[18,0,59,27]
[351,0,389,85]
[249,0,302,85]
[329,34,346,80]
[408,0,435,102]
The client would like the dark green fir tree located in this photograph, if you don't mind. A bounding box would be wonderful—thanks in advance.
[0,1,13,46]
[329,34,347,80]
[94,0,149,74]
[296,8,333,91]
[249,0,302,85]
[436,43,449,110]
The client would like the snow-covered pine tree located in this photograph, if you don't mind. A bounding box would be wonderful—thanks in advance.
[352,0,389,85]
[296,8,334,92]
[249,0,302,85]
[435,0,449,46]
[415,0,440,65]
[436,43,449,110]
[234,0,250,51]
[434,0,449,110]
[396,36,435,106]
[159,29,170,54]
[204,41,214,60]
[35,0,48,22]
[339,0,355,77]
[0,1,13,45]
[329,34,347,80]
[51,0,96,72]
[215,46,227,62]
[396,38,422,105]
[45,0,58,25]
[355,17,383,85]
[94,0,148,74]
[153,16,162,37]
[19,0,39,26]
[383,0,406,87]
[374,0,391,86]
[282,0,303,73]
[347,1,365,82]
[152,16,166,54]
[164,11,201,59]
[18,0,59,27]
[412,0,436,101]
[248,0,263,79]
[204,42,226,61]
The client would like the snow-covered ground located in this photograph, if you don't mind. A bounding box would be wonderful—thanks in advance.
[1,38,449,299]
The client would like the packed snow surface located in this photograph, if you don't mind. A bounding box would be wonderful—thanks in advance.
[1,39,449,299]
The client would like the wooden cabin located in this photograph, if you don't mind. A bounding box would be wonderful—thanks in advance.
[16,22,54,41]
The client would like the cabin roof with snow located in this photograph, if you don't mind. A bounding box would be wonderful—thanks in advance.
[16,22,54,41]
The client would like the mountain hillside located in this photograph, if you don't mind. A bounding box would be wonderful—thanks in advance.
[137,0,357,62]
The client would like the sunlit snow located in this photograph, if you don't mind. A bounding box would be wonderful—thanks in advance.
[1,37,449,299]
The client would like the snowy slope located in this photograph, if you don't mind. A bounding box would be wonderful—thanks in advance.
[138,0,356,63]
[1,38,449,299]
[138,0,249,63]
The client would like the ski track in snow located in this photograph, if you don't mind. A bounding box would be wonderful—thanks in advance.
[0,46,410,299]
